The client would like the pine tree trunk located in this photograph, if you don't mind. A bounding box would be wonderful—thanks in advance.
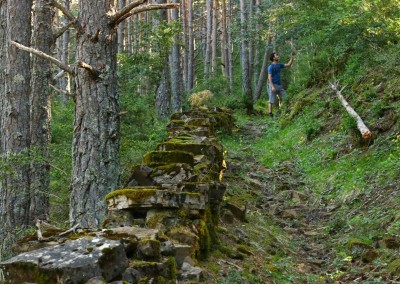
[29,0,53,225]
[70,0,120,228]
[186,0,194,90]
[227,0,234,90]
[126,4,132,53]
[220,0,229,78]
[0,0,33,260]
[59,0,71,97]
[156,63,172,117]
[211,0,218,75]
[154,0,171,117]
[169,0,182,112]
[204,0,212,79]
[117,0,126,53]
[240,0,253,104]
[252,0,261,87]
[181,0,188,91]
[248,0,254,89]
[254,37,272,102]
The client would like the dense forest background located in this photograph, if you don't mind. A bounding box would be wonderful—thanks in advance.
[0,0,399,281]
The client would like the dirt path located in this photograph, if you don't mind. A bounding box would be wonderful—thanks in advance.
[217,120,336,283]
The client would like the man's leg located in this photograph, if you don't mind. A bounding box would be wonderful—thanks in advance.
[276,85,286,111]
[269,103,274,117]
[268,85,276,117]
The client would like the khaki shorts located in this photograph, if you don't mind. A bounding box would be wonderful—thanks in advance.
[268,84,286,104]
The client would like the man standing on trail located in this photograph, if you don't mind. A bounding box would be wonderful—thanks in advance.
[267,51,295,118]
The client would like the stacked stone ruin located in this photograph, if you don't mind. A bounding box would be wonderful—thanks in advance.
[0,107,234,284]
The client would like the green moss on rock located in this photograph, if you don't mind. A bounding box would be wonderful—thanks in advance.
[105,188,157,202]
[389,259,400,275]
[143,151,194,167]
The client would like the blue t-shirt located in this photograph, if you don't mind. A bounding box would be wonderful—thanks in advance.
[268,63,285,85]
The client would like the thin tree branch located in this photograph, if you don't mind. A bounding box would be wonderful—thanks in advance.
[48,0,76,22]
[50,84,74,98]
[59,223,80,237]
[116,3,180,25]
[53,70,65,80]
[11,41,75,75]
[77,61,99,78]
[109,0,147,25]
[53,21,74,40]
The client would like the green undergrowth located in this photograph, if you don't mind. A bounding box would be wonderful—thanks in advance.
[214,60,399,282]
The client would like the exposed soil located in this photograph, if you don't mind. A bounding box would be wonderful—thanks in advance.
[202,119,400,283]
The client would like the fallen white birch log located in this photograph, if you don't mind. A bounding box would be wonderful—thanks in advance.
[329,82,372,139]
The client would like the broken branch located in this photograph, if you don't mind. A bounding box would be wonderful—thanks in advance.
[77,61,99,78]
[110,0,147,25]
[59,223,80,237]
[329,81,372,139]
[11,41,75,75]
[116,3,180,25]
[50,84,74,98]
[53,21,74,40]
[49,0,77,23]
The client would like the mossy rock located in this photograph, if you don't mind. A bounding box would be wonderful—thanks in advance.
[143,151,194,167]
[102,209,135,228]
[388,259,400,275]
[361,249,379,263]
[146,210,176,229]
[194,220,212,260]
[185,117,212,128]
[207,111,234,133]
[131,258,175,281]
[168,227,199,248]
[167,128,211,138]
[137,239,162,261]
[218,245,245,260]
[105,187,158,202]
[378,237,400,249]
[168,120,185,126]
[151,163,193,177]
[0,262,52,284]
[157,141,223,160]
[347,237,372,250]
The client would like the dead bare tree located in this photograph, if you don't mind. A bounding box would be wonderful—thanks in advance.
[329,81,372,139]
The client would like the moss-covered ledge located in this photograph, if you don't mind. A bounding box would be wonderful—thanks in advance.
[106,188,207,211]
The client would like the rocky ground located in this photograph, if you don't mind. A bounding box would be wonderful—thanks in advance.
[201,119,400,283]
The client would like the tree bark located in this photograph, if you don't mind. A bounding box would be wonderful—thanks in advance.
[180,0,188,91]
[204,0,212,79]
[227,0,233,90]
[254,37,272,102]
[186,0,194,90]
[169,0,182,112]
[118,0,126,53]
[0,0,33,260]
[154,0,171,118]
[156,63,172,117]
[329,82,372,139]
[70,0,121,228]
[29,0,54,225]
[240,0,253,104]
[59,0,71,99]
[220,0,228,78]
[248,0,254,88]
[211,0,218,75]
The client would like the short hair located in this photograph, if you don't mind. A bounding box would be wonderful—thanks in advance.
[270,52,276,62]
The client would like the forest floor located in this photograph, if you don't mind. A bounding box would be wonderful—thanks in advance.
[200,117,400,284]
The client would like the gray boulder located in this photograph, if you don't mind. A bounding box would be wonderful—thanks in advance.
[0,237,128,284]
